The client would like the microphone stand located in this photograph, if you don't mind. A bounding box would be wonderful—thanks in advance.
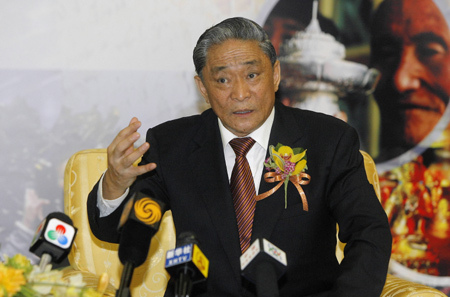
[174,266,193,297]
[38,253,52,272]
[116,262,134,297]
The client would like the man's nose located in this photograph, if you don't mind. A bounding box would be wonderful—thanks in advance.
[231,78,250,101]
[393,47,422,92]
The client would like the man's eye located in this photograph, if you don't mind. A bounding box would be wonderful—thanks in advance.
[218,78,227,83]
[248,73,257,79]
[417,43,446,59]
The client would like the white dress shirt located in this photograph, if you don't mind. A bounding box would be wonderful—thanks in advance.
[219,108,274,191]
[97,108,275,217]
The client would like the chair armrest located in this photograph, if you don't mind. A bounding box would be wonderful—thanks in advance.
[62,266,117,297]
[382,274,446,296]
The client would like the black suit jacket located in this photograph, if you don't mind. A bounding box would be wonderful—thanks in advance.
[88,102,392,296]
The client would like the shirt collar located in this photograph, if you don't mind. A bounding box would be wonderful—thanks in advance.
[218,107,275,151]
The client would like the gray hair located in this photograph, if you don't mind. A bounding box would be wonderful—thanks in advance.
[193,17,277,79]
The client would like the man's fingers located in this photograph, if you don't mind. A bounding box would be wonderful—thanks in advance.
[129,117,139,125]
[137,141,150,153]
[121,142,150,168]
[110,161,156,188]
[103,118,154,200]
[114,131,140,158]
[109,119,142,153]
[133,162,157,176]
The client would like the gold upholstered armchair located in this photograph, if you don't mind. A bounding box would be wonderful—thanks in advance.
[63,148,446,297]
[63,149,175,297]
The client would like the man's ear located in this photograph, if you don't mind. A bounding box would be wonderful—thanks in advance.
[194,75,210,104]
[273,60,281,92]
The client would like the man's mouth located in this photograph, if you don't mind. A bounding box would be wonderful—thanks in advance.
[234,110,253,115]
[398,102,442,113]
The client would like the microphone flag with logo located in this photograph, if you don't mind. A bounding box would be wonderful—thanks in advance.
[165,232,209,297]
[240,238,287,297]
[29,212,78,271]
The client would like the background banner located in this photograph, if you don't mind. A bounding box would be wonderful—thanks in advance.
[259,0,450,292]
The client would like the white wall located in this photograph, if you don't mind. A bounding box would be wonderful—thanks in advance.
[0,0,273,262]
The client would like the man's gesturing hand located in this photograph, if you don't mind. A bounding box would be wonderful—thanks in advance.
[103,117,156,200]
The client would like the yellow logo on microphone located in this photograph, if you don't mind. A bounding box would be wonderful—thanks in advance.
[192,244,209,278]
[134,198,162,225]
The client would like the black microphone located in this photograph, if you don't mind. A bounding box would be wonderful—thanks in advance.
[29,212,78,272]
[165,232,209,297]
[240,238,287,297]
[116,191,166,297]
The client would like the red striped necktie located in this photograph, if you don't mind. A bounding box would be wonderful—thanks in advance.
[230,137,256,253]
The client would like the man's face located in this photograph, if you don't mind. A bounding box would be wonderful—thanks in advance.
[371,0,450,149]
[195,39,280,137]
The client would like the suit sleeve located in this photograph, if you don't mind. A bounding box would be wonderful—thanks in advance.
[87,181,123,243]
[326,126,392,296]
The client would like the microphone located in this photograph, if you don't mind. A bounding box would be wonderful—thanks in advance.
[29,212,78,272]
[165,232,209,297]
[240,238,287,297]
[116,191,166,297]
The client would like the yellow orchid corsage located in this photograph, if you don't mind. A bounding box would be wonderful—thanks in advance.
[255,144,311,210]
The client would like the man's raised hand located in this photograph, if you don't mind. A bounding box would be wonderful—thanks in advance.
[102,117,156,200]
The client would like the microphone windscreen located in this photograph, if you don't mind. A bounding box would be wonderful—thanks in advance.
[176,231,199,247]
[50,212,74,225]
[118,220,154,267]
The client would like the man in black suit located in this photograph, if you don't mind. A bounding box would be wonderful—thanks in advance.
[88,17,391,296]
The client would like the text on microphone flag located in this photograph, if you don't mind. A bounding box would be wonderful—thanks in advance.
[263,239,287,265]
[165,243,209,278]
[240,239,287,270]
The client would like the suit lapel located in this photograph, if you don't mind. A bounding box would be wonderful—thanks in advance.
[187,110,242,281]
[253,103,305,240]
